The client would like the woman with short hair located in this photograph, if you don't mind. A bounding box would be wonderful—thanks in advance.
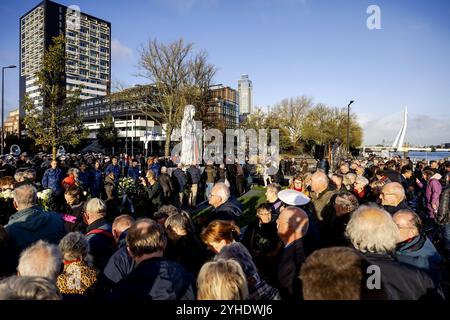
[197,259,248,300]
[56,232,98,297]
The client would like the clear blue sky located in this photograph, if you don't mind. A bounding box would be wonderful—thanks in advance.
[1,0,450,145]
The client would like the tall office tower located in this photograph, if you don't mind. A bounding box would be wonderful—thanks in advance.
[20,0,111,117]
[237,74,253,115]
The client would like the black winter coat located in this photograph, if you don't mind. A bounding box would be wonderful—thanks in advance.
[363,252,442,300]
[108,257,195,300]
[437,185,450,224]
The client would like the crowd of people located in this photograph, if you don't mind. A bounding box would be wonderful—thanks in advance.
[0,151,449,301]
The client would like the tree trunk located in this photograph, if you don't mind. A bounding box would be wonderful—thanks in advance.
[52,145,57,161]
[164,126,172,157]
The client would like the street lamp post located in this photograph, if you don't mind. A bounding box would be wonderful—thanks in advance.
[1,65,17,156]
[347,100,355,156]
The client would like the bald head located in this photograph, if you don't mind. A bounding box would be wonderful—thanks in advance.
[381,182,405,206]
[311,171,329,194]
[393,210,421,242]
[112,214,135,242]
[277,206,309,245]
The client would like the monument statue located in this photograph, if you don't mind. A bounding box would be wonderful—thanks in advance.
[180,105,200,165]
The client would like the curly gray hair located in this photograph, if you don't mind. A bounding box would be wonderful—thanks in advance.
[345,205,400,254]
[59,232,91,263]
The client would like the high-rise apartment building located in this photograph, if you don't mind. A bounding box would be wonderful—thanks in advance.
[207,85,240,131]
[19,0,111,117]
[237,74,252,115]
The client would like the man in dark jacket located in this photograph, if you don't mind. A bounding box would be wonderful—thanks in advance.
[42,160,63,196]
[104,171,118,217]
[310,171,337,234]
[187,165,201,208]
[172,164,187,207]
[383,160,402,183]
[141,170,163,215]
[89,161,104,198]
[381,182,411,215]
[5,184,66,265]
[100,215,136,297]
[346,205,442,300]
[126,159,141,184]
[105,157,121,185]
[158,166,174,204]
[108,219,195,300]
[84,198,116,270]
[393,210,442,284]
[275,206,308,301]
[205,182,243,225]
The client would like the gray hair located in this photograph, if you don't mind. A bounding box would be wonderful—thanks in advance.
[59,232,90,263]
[335,192,359,213]
[164,211,195,234]
[14,171,26,183]
[215,242,257,278]
[13,184,37,208]
[24,170,36,181]
[213,182,230,203]
[267,183,282,194]
[0,276,61,300]
[355,176,369,187]
[85,198,106,216]
[345,205,400,254]
[161,166,168,173]
[18,240,62,281]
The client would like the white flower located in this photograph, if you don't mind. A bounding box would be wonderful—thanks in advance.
[0,189,14,199]
[38,189,53,201]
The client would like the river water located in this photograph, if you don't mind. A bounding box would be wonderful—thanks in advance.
[391,151,450,161]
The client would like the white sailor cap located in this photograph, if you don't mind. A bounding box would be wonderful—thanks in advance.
[278,189,311,206]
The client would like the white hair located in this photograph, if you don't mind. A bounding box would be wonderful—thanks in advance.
[85,198,106,216]
[345,206,400,254]
[14,171,26,183]
[213,182,230,203]
[355,175,369,187]
[18,240,62,281]
[161,166,168,173]
[13,184,37,208]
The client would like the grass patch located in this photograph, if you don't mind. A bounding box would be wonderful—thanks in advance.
[192,186,267,227]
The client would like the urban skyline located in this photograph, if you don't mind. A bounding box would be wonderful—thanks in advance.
[1,0,450,146]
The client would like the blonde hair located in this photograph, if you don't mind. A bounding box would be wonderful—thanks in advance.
[197,259,248,300]
[345,206,400,253]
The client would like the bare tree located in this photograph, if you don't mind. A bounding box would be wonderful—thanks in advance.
[134,38,216,156]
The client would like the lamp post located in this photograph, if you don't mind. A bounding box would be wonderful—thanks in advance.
[346,100,355,156]
[1,65,17,156]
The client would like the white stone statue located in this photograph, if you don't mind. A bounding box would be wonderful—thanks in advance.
[180,105,200,165]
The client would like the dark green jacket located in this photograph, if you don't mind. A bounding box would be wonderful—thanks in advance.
[5,205,66,261]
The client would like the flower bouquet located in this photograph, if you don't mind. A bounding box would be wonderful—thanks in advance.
[37,189,53,211]
[118,177,137,197]
[0,189,14,201]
